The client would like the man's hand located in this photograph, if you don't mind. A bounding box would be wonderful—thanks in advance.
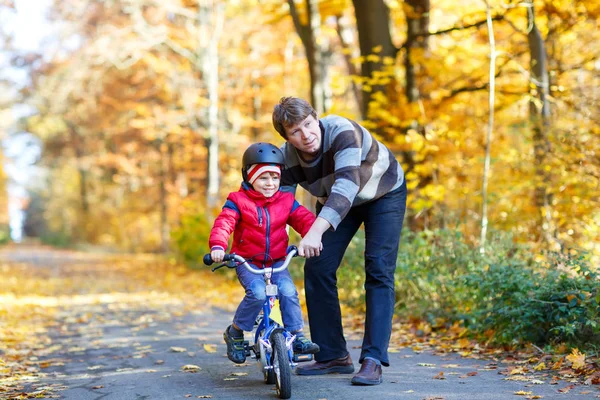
[298,217,330,258]
[211,249,225,263]
[298,231,323,258]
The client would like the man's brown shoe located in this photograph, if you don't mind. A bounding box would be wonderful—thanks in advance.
[295,354,354,375]
[351,358,382,385]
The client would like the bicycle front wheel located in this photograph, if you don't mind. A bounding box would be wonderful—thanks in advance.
[271,330,292,399]
[258,329,275,384]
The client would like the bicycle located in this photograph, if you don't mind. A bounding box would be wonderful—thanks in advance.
[203,245,312,399]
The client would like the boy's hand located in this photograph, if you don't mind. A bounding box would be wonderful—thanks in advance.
[211,249,225,263]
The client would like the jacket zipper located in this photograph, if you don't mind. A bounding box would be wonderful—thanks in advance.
[257,207,263,227]
[264,206,271,264]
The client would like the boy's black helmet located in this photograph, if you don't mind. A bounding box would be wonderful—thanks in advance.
[242,142,285,168]
[241,142,285,182]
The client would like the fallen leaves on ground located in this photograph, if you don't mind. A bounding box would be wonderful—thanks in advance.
[2,246,599,398]
[382,314,600,393]
[0,246,244,398]
[181,365,201,372]
[566,348,586,371]
[202,344,217,353]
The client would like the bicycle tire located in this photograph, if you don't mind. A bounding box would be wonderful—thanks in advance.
[271,331,292,399]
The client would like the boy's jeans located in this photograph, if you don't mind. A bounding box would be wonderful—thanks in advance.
[304,180,407,366]
[233,260,304,333]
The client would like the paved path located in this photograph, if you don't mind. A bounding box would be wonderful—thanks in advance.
[1,246,597,400]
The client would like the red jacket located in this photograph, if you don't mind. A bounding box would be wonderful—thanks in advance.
[209,183,315,265]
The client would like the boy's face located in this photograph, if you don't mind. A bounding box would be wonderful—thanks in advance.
[252,172,280,198]
[284,114,321,157]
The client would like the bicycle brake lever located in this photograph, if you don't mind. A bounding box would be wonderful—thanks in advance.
[211,263,227,272]
[211,260,238,272]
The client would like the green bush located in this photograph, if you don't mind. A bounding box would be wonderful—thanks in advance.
[0,224,10,245]
[333,227,599,350]
[466,252,599,348]
[40,230,73,248]
[171,202,212,268]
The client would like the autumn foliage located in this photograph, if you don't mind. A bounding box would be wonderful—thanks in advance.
[0,2,599,395]
[0,0,595,260]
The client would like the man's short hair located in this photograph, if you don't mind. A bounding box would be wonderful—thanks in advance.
[272,97,317,139]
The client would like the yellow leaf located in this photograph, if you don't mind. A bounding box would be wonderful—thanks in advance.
[514,391,532,395]
[510,366,526,375]
[170,346,187,353]
[533,362,546,371]
[203,344,217,353]
[181,364,201,372]
[566,348,586,370]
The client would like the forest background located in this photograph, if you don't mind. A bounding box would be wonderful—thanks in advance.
[0,0,599,351]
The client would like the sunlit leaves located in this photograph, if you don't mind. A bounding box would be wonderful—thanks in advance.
[566,348,586,371]
[3,0,597,260]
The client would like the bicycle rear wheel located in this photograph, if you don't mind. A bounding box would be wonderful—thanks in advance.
[271,331,292,399]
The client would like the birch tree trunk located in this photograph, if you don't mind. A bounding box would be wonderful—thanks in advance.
[199,0,225,212]
[480,1,497,252]
[157,140,169,253]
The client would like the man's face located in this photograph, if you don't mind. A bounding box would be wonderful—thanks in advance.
[284,115,321,157]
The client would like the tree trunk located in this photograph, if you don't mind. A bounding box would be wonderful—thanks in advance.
[405,0,430,104]
[66,122,89,216]
[334,15,363,115]
[527,3,556,248]
[480,2,497,252]
[199,0,224,212]
[158,140,169,253]
[403,0,430,230]
[351,0,397,119]
[287,0,328,114]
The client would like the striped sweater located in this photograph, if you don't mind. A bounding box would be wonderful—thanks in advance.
[280,115,404,229]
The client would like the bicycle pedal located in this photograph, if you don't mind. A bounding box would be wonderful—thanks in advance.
[243,341,251,356]
[292,353,313,363]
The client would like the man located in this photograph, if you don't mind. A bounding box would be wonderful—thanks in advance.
[272,97,407,385]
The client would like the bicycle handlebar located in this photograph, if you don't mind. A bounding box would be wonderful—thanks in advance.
[203,246,298,275]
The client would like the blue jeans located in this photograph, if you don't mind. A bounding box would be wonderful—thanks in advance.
[305,181,407,366]
[233,260,304,333]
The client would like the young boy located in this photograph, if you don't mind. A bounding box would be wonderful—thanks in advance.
[209,142,320,364]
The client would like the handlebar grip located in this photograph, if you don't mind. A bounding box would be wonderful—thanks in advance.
[203,253,238,267]
[286,245,298,256]
[203,254,214,266]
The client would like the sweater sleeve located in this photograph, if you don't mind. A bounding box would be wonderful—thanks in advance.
[287,200,316,237]
[209,199,240,250]
[318,123,362,230]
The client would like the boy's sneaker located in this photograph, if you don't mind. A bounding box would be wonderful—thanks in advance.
[223,325,246,364]
[292,335,320,354]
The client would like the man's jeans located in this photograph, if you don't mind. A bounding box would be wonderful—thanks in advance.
[305,180,407,366]
[233,261,304,333]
